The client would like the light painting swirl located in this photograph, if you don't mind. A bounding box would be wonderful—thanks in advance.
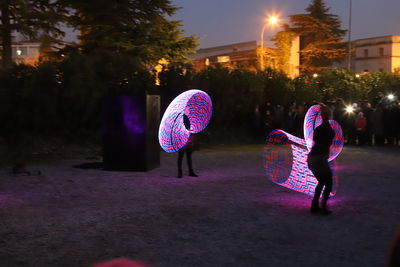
[159,90,212,152]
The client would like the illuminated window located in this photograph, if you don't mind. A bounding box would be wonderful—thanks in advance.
[363,49,369,57]
[217,56,230,63]
[205,58,210,66]
[379,47,384,56]
[13,47,27,56]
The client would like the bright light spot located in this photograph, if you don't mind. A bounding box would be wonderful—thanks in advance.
[268,15,279,25]
[388,94,395,100]
[16,49,22,56]
[355,74,360,78]
[345,105,354,114]
[217,56,230,63]
[313,73,318,78]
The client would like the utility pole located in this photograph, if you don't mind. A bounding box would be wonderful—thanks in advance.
[347,0,352,71]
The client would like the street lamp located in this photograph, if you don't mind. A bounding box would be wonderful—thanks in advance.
[260,15,279,71]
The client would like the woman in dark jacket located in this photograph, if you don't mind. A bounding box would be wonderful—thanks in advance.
[308,104,335,215]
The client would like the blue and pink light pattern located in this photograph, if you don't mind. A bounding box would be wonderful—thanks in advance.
[264,104,343,196]
[303,104,344,161]
[159,90,212,152]
[304,104,323,151]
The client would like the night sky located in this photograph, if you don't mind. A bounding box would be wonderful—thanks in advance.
[171,0,400,48]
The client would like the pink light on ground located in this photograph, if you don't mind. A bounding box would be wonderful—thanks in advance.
[92,258,152,267]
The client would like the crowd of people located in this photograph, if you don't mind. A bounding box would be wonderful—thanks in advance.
[254,92,400,146]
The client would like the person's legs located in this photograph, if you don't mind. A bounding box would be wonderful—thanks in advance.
[177,149,185,178]
[309,156,333,214]
[311,181,324,213]
[186,148,197,177]
[308,156,323,212]
[320,161,333,214]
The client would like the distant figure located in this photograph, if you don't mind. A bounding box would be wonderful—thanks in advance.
[177,114,198,178]
[354,111,367,145]
[307,104,335,215]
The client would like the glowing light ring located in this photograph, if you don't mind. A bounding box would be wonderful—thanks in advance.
[303,104,344,161]
[265,104,343,197]
[328,120,344,161]
[159,90,212,152]
[265,129,338,196]
[304,104,323,150]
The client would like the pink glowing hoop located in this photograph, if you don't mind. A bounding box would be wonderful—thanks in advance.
[264,129,339,196]
[304,104,344,161]
[264,104,343,196]
[158,90,212,152]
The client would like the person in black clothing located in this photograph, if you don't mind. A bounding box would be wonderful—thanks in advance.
[177,114,198,178]
[307,104,335,215]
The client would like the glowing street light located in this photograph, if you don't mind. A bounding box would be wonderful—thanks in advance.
[260,14,279,71]
[345,105,354,114]
[312,73,318,78]
[387,94,395,101]
[268,16,278,25]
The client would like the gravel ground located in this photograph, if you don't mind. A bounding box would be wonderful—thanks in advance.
[0,145,399,267]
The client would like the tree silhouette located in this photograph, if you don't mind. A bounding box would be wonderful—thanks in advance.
[283,0,347,73]
[0,0,66,68]
[63,0,198,64]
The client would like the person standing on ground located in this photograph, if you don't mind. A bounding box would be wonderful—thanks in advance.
[354,111,367,145]
[177,114,198,178]
[308,104,335,215]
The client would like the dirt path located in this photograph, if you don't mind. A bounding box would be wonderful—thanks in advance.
[0,145,399,267]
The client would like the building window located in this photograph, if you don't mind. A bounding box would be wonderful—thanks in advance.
[363,49,369,57]
[12,47,27,57]
[217,56,230,63]
[379,47,384,56]
[363,69,369,72]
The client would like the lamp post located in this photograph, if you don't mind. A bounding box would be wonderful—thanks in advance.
[260,15,278,71]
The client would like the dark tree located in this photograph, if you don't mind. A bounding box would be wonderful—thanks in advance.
[0,0,66,68]
[63,0,198,64]
[284,0,347,73]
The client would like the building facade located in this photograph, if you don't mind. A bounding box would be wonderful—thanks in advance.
[190,37,300,78]
[11,41,41,65]
[353,35,400,73]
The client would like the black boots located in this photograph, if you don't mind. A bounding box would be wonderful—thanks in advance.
[177,170,198,178]
[189,170,198,177]
[310,199,332,215]
[310,200,320,213]
[321,200,332,215]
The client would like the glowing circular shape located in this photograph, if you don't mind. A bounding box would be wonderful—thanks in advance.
[303,104,344,161]
[158,89,212,152]
[303,105,323,150]
[328,120,344,161]
[264,129,339,196]
[265,105,344,197]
